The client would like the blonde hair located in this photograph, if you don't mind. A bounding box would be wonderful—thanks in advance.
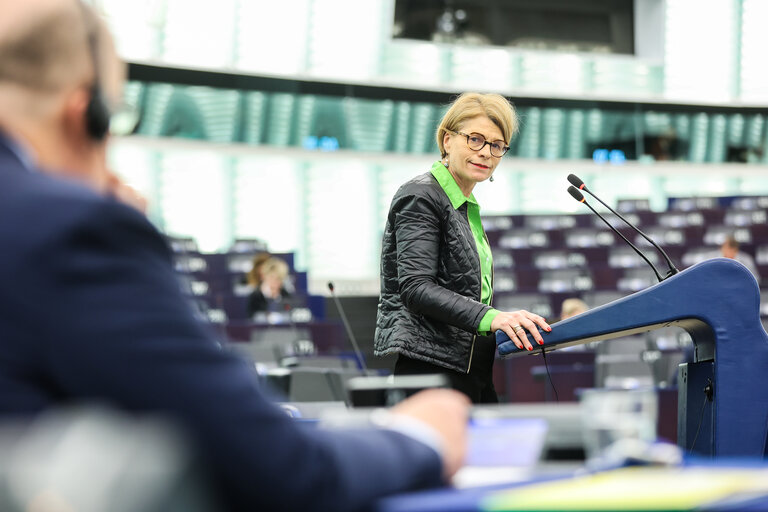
[260,257,289,281]
[246,252,272,287]
[436,92,518,158]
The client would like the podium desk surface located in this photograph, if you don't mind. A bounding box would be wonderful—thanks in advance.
[375,461,768,512]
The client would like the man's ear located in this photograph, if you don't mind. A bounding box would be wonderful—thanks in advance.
[60,87,93,147]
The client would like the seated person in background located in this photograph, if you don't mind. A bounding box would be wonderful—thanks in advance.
[247,256,292,318]
[720,235,761,283]
[559,298,592,351]
[560,297,589,321]
[0,2,470,511]
[244,251,271,288]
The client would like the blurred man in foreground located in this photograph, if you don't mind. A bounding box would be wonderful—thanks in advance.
[0,1,470,510]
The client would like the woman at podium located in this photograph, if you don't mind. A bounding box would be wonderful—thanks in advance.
[374,92,551,403]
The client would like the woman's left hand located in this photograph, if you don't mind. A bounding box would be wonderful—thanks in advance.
[491,310,551,351]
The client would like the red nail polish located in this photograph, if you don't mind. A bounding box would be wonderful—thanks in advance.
[527,346,532,351]
[537,339,544,345]
[546,327,552,332]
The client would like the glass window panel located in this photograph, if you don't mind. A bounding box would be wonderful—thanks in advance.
[137,84,175,137]
[592,173,656,204]
[109,141,156,195]
[688,113,709,163]
[517,166,578,214]
[408,103,439,154]
[264,93,297,147]
[663,173,738,197]
[108,139,161,223]
[307,0,387,80]
[565,109,587,159]
[664,0,737,102]
[541,108,566,160]
[293,96,346,148]
[157,150,231,252]
[96,0,165,61]
[343,98,395,152]
[738,175,768,195]
[380,41,447,87]
[520,53,585,94]
[726,113,746,147]
[449,47,514,91]
[740,0,768,101]
[599,59,661,97]
[233,157,303,255]
[472,164,517,215]
[745,115,765,149]
[517,107,542,158]
[235,0,310,75]
[241,92,268,145]
[138,85,241,143]
[707,114,728,163]
[304,161,379,281]
[162,0,237,68]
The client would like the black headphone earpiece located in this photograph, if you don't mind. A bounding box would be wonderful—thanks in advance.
[85,82,110,141]
[79,0,110,141]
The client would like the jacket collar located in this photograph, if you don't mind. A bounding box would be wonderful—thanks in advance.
[0,130,35,172]
[430,161,479,211]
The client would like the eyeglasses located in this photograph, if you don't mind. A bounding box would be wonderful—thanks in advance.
[449,130,509,157]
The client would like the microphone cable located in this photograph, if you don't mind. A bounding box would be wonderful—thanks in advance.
[540,345,559,402]
[689,379,714,456]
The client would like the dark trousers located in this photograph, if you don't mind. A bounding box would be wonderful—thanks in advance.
[394,337,498,404]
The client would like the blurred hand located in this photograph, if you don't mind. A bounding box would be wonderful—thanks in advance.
[391,388,470,480]
[491,310,551,351]
[106,171,147,215]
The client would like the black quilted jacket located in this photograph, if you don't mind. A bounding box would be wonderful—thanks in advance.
[374,172,494,373]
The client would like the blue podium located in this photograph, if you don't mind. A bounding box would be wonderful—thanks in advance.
[496,258,768,457]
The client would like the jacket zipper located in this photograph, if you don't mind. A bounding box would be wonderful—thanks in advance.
[465,207,484,374]
[467,334,476,373]
[485,230,494,306]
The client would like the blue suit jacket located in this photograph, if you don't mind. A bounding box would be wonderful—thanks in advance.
[0,135,442,511]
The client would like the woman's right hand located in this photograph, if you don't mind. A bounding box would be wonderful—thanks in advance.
[490,310,551,351]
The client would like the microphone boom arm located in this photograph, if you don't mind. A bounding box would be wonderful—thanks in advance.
[567,174,679,278]
[568,185,664,282]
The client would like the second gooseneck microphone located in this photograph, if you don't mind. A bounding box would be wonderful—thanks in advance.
[567,174,679,280]
[328,282,368,372]
[567,186,664,282]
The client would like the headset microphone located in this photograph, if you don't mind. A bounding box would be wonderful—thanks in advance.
[567,174,679,279]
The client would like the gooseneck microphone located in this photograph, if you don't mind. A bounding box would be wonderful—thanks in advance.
[568,186,664,283]
[327,282,368,372]
[567,174,679,279]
